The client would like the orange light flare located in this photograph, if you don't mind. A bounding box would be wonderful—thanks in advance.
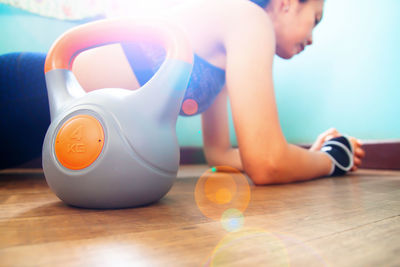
[194,166,251,222]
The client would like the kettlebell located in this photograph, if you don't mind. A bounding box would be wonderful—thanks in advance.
[42,19,193,208]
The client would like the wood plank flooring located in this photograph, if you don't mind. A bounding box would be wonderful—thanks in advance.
[0,165,399,266]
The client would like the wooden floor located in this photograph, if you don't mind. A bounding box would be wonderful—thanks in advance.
[1,165,399,267]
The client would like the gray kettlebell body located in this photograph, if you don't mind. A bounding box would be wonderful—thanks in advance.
[42,19,193,208]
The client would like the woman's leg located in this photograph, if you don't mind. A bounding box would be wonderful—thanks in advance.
[0,52,50,169]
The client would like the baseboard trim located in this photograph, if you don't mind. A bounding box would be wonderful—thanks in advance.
[355,140,400,170]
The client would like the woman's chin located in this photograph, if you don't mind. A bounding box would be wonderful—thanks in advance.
[276,51,294,60]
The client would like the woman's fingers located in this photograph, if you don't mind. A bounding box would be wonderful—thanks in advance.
[349,137,365,157]
[318,128,338,140]
[348,137,364,172]
[322,128,340,140]
[355,138,363,146]
[355,147,365,158]
[351,165,358,172]
[354,156,362,166]
[350,157,362,172]
[310,128,342,151]
[350,152,363,172]
[325,133,338,141]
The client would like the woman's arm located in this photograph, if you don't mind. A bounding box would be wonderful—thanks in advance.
[72,44,140,92]
[201,86,243,171]
[222,4,332,185]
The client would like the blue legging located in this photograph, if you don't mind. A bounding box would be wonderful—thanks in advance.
[0,52,50,169]
[0,51,158,169]
[0,51,156,169]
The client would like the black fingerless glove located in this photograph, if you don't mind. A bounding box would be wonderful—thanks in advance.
[321,136,354,176]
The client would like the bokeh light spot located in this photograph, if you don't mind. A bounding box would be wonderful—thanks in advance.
[215,188,232,204]
[221,209,244,232]
[207,229,290,267]
[195,166,251,221]
[182,98,198,115]
[204,173,236,204]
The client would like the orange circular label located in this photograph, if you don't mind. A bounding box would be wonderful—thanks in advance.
[54,114,104,170]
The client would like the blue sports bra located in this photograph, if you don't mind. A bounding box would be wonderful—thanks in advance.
[121,42,226,116]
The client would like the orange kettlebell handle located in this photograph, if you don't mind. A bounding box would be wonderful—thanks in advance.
[45,18,193,73]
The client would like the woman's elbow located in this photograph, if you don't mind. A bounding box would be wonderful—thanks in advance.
[245,161,282,185]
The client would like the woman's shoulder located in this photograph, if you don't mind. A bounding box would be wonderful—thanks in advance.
[196,0,274,42]
[200,0,266,13]
[163,0,274,67]
[166,0,272,32]
[212,0,275,49]
[202,0,271,25]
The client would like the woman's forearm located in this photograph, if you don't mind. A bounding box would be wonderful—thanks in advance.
[205,144,331,184]
[204,147,243,171]
[254,144,333,185]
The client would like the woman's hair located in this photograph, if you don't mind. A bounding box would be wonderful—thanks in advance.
[250,0,309,8]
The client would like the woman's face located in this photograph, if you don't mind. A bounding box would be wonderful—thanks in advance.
[270,0,324,59]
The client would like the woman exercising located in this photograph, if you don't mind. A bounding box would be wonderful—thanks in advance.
[0,0,365,184]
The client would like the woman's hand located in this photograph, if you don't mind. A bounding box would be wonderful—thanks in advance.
[310,128,366,172]
[309,128,341,151]
[348,137,365,171]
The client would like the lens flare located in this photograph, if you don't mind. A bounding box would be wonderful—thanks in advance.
[194,166,251,221]
[204,174,236,204]
[205,228,290,267]
[205,229,328,266]
[221,209,244,232]
[182,98,198,115]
